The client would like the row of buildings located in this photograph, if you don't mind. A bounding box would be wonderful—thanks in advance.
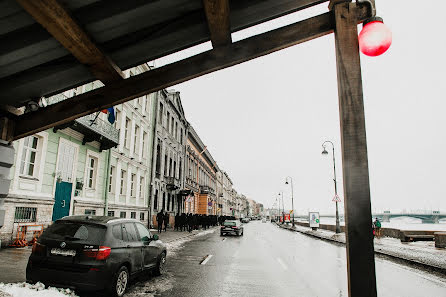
[0,65,263,246]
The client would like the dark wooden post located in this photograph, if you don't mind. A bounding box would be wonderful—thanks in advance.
[333,2,377,297]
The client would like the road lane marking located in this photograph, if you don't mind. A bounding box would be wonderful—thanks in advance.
[277,257,288,271]
[200,254,213,265]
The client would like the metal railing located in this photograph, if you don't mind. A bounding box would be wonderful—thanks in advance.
[46,92,119,143]
[76,113,119,143]
[14,207,37,223]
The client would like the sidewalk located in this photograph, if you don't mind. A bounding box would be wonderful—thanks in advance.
[0,227,216,284]
[277,223,446,272]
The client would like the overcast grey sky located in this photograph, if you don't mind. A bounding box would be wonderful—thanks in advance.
[155,1,446,215]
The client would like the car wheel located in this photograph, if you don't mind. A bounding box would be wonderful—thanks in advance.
[241,230,244,236]
[154,252,167,276]
[220,232,224,236]
[109,266,129,297]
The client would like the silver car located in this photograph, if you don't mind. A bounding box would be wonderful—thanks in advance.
[220,220,244,236]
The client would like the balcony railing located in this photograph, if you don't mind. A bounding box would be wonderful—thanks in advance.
[166,176,180,190]
[47,92,119,150]
[75,113,119,143]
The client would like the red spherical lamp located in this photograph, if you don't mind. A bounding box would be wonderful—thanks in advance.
[358,17,392,57]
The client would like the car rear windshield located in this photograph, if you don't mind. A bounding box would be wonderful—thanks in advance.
[224,221,236,226]
[41,221,106,245]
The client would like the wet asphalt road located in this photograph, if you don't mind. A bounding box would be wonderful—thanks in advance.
[156,220,446,297]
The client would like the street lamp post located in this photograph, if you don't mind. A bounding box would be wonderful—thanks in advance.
[322,140,341,234]
[285,177,295,227]
[278,191,285,224]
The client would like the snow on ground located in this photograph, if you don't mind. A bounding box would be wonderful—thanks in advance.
[0,283,77,297]
[282,224,446,270]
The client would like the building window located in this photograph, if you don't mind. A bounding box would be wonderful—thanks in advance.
[171,117,174,135]
[180,128,183,144]
[85,209,96,215]
[167,194,171,211]
[108,166,115,193]
[162,193,166,210]
[174,122,178,139]
[179,159,182,181]
[108,211,115,217]
[20,136,39,177]
[142,132,148,158]
[173,161,177,179]
[130,173,136,197]
[86,156,98,189]
[115,110,120,129]
[169,158,173,177]
[155,142,161,175]
[166,111,170,131]
[140,212,145,221]
[133,124,139,155]
[120,211,126,218]
[139,176,144,199]
[154,190,159,210]
[124,117,130,148]
[164,154,168,176]
[14,207,37,223]
[131,212,136,219]
[120,169,127,195]
[159,103,163,124]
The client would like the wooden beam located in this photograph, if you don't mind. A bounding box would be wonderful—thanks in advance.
[334,2,376,297]
[16,0,124,83]
[13,6,371,141]
[202,0,232,47]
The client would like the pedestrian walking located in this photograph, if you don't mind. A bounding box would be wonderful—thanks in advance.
[156,209,164,233]
[175,213,179,231]
[373,217,382,238]
[163,211,169,232]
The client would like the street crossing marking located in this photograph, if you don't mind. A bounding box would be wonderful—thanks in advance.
[200,254,213,265]
[277,257,288,271]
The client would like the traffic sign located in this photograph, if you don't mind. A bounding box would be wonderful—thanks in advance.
[332,194,341,202]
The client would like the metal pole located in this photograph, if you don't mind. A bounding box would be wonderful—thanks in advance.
[332,144,341,234]
[286,177,295,227]
[323,141,341,234]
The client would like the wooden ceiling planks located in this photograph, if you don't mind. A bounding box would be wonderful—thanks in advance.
[12,4,372,141]
[15,0,124,83]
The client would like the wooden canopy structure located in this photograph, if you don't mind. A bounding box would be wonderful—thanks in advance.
[0,0,378,296]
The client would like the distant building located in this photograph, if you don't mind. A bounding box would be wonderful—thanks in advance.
[184,126,218,215]
[149,89,187,227]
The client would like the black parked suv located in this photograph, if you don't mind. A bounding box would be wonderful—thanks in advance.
[26,216,167,297]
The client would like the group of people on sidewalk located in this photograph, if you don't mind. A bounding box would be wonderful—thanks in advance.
[156,209,236,233]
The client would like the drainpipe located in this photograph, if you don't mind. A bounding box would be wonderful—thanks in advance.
[104,148,112,215]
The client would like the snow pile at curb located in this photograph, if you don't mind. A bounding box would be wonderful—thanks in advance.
[0,282,77,297]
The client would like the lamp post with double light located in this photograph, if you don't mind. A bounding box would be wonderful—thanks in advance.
[322,140,341,233]
[285,177,295,227]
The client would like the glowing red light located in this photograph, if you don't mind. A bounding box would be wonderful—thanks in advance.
[358,19,392,57]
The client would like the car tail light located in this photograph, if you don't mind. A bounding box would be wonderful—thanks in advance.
[32,242,46,255]
[83,246,111,260]
[232,226,238,229]
[221,226,225,228]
